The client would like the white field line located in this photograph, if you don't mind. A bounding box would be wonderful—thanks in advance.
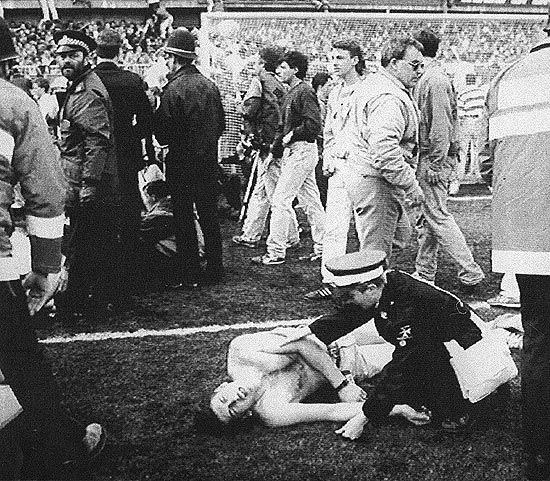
[41,300,492,344]
[40,318,315,344]
[448,195,491,202]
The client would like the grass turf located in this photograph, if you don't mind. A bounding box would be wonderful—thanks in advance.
[31,196,528,480]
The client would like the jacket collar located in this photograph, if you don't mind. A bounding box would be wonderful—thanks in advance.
[380,67,410,94]
[95,61,120,70]
[67,65,94,95]
[165,63,200,86]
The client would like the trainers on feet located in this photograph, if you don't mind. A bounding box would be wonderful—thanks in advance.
[487,294,520,309]
[251,254,285,265]
[410,271,435,285]
[304,285,333,300]
[298,252,322,262]
[232,235,259,248]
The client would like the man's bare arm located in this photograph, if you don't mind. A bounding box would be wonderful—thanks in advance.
[261,400,364,427]
[259,329,367,402]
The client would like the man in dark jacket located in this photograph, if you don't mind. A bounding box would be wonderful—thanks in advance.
[94,28,156,294]
[54,29,120,319]
[283,250,485,439]
[252,50,325,265]
[154,28,225,287]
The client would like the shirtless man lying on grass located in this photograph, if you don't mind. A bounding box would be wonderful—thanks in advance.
[204,323,430,432]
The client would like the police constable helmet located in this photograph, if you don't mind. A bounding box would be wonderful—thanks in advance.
[0,17,18,63]
[164,28,197,59]
[54,29,97,56]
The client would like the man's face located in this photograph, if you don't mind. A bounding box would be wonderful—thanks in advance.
[210,381,258,424]
[253,55,264,76]
[276,61,296,85]
[58,50,86,81]
[332,282,384,310]
[166,53,178,74]
[331,48,357,80]
[389,46,424,89]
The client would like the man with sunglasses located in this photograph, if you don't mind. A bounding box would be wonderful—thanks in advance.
[322,36,424,267]
[411,29,484,290]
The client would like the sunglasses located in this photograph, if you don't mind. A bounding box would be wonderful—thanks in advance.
[402,59,424,71]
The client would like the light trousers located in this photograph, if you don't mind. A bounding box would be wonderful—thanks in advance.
[267,142,325,258]
[415,158,484,285]
[241,155,299,244]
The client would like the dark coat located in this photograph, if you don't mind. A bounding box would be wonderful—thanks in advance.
[309,270,483,421]
[154,64,225,179]
[94,61,156,190]
[59,67,118,208]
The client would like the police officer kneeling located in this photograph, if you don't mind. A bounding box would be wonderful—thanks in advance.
[292,250,512,439]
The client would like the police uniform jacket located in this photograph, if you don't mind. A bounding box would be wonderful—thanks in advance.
[94,61,155,191]
[309,270,483,421]
[59,66,118,209]
[0,79,65,281]
[154,64,225,179]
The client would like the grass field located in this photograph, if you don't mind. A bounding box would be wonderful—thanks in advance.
[31,195,530,481]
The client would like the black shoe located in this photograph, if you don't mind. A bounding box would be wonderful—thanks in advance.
[526,455,550,480]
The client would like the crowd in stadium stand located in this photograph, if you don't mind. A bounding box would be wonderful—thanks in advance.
[9,18,166,78]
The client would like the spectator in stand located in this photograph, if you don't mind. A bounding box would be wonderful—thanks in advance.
[0,17,105,476]
[154,28,226,288]
[305,39,366,301]
[479,17,550,479]
[232,47,300,249]
[412,29,485,289]
[30,76,59,136]
[252,50,325,265]
[146,0,174,40]
[54,30,121,322]
[38,0,59,22]
[94,29,157,296]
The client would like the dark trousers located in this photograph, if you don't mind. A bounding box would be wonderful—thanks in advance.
[119,181,144,292]
[168,171,223,282]
[64,202,120,308]
[0,281,85,465]
[517,274,550,458]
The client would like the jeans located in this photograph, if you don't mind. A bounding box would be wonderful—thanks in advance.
[267,142,325,258]
[415,159,484,285]
[517,274,550,459]
[241,155,299,244]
